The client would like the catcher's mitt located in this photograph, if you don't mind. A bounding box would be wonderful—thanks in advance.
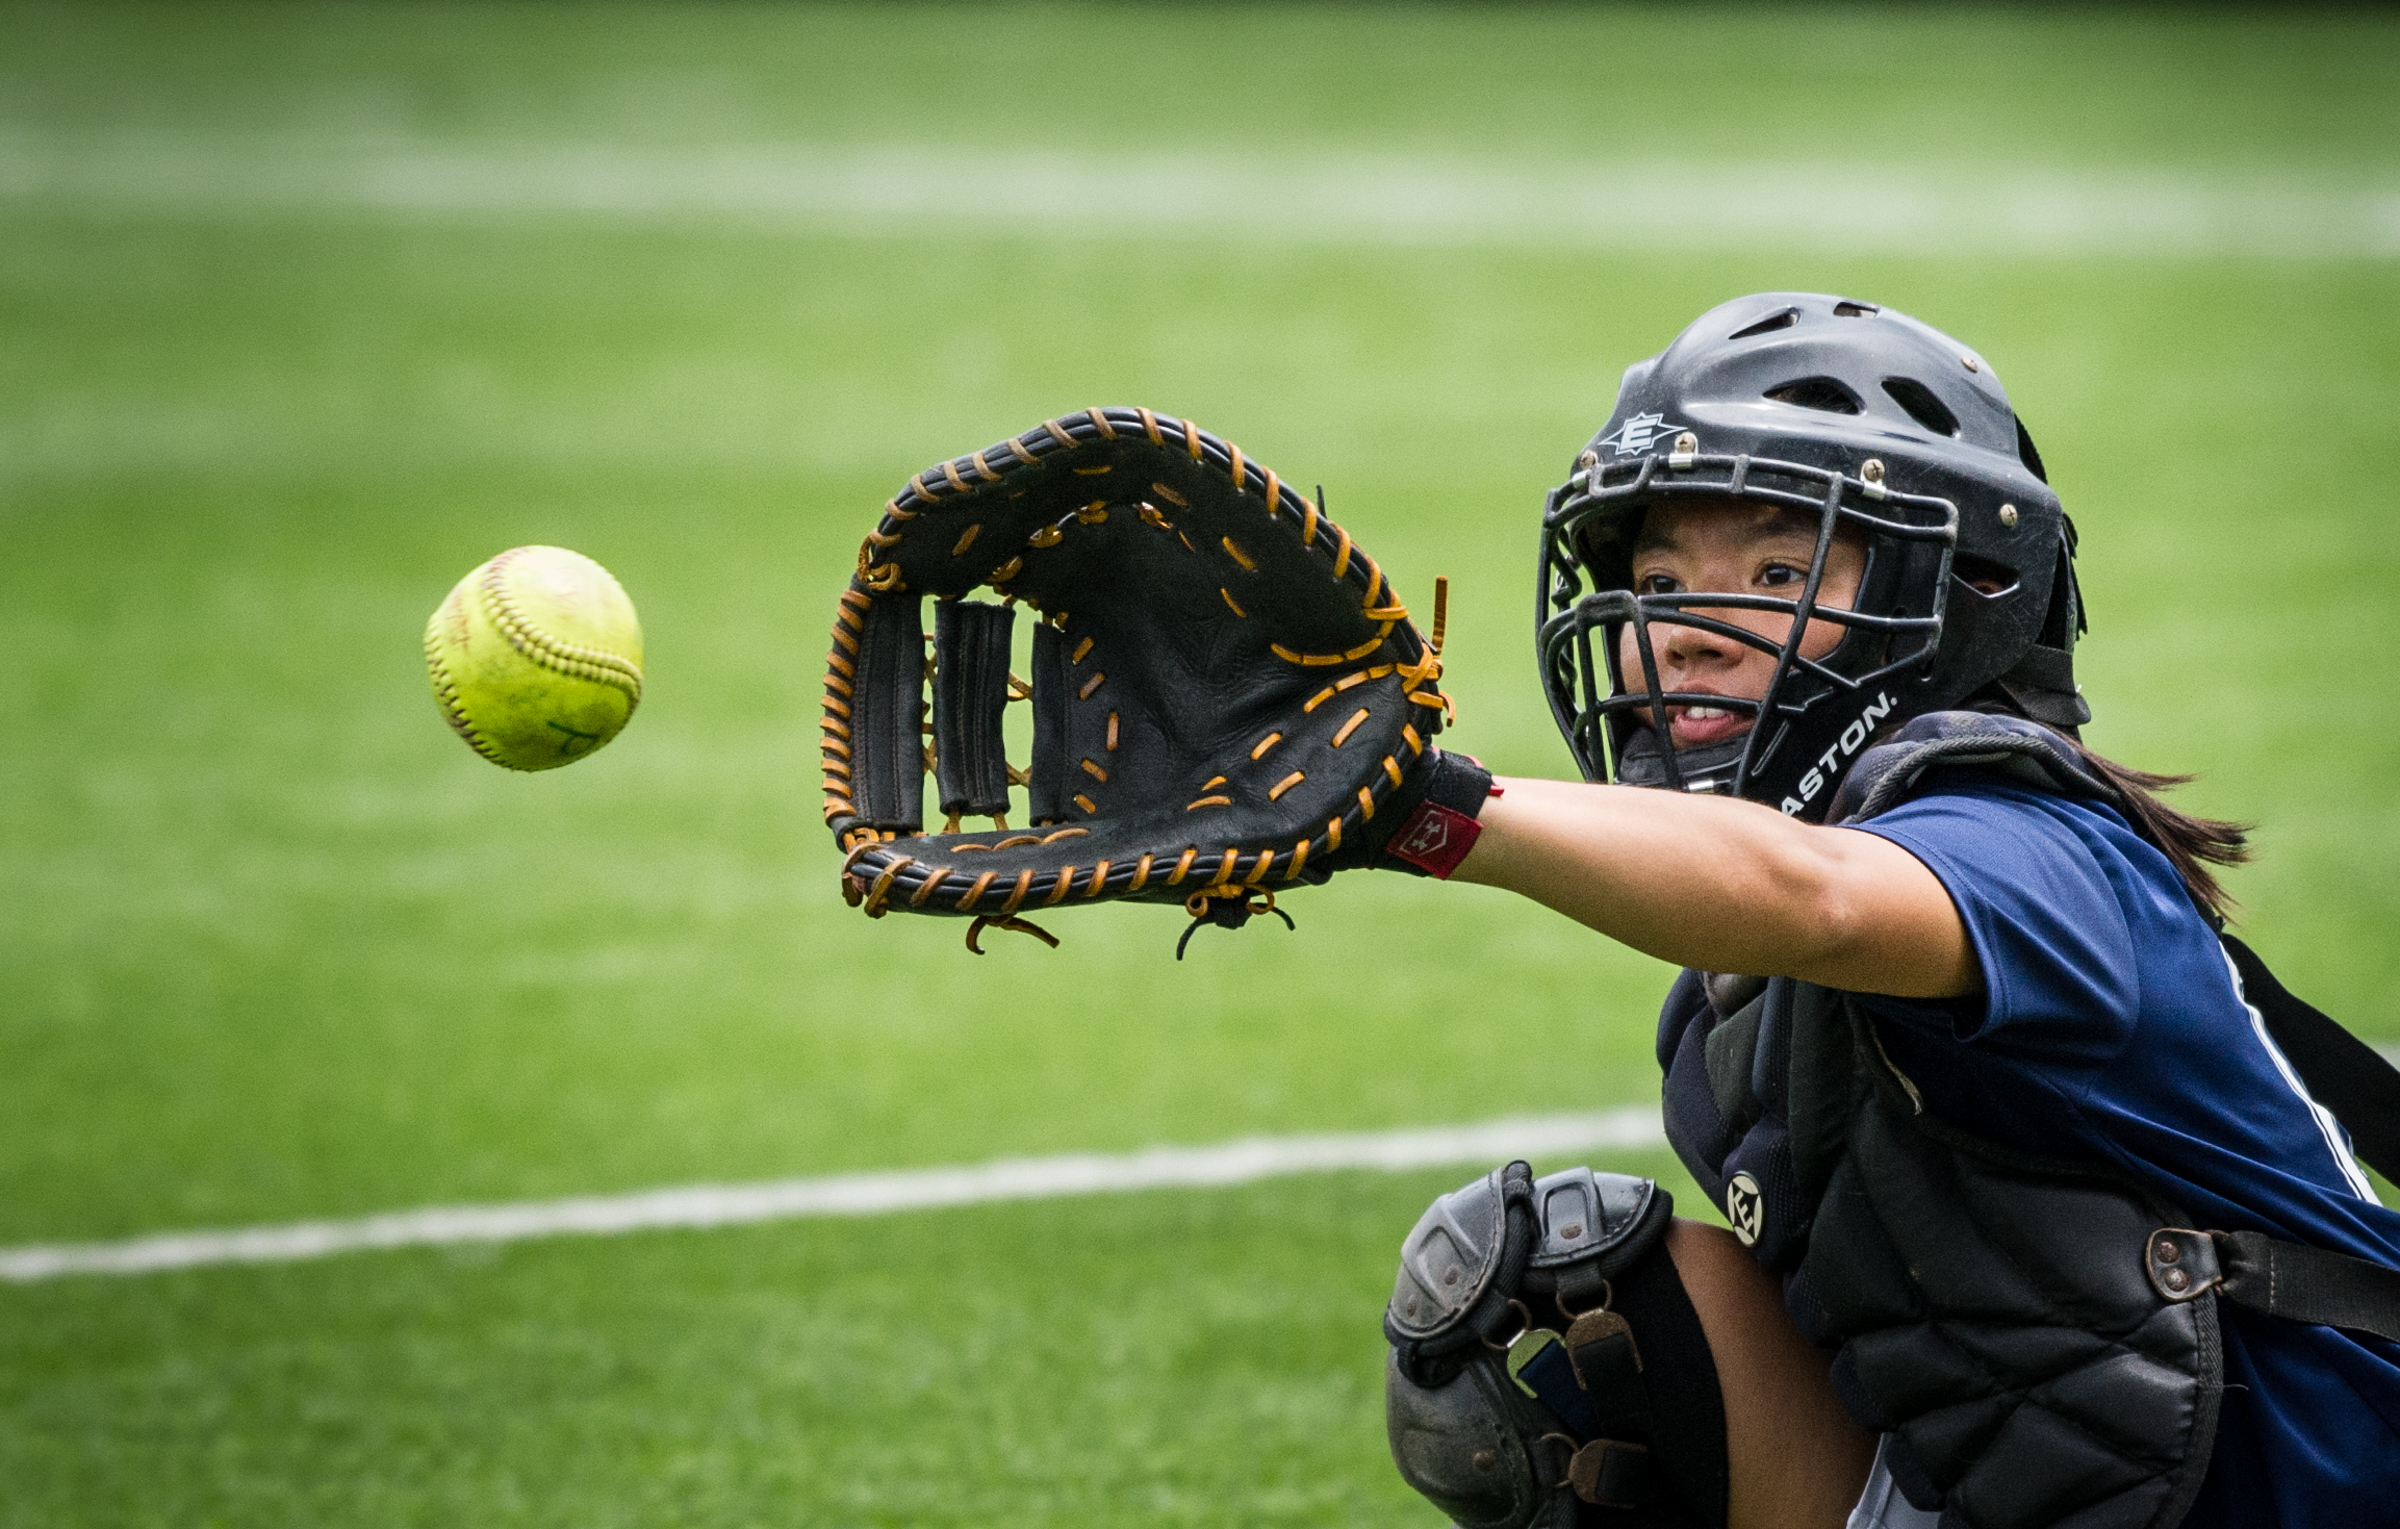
[823,407,1488,954]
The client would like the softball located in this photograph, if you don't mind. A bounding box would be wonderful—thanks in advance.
[423,545,645,771]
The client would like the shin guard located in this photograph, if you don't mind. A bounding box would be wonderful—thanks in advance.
[1384,1164,1726,1529]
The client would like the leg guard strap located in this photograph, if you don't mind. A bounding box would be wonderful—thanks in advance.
[1385,1164,1727,1529]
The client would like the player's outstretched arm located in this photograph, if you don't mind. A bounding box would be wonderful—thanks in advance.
[1452,774,1977,1000]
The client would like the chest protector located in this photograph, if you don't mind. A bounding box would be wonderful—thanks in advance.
[1659,712,2400,1529]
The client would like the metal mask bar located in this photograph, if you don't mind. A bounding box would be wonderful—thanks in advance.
[1536,451,1958,791]
[1733,472,1844,799]
[1624,591,1684,792]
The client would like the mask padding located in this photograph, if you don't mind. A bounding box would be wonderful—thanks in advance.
[1026,619,1073,824]
[2016,417,2050,483]
[932,599,1016,820]
[848,593,926,833]
[1764,377,1862,414]
[2038,542,2087,649]
[1882,377,1960,438]
[1729,307,1798,339]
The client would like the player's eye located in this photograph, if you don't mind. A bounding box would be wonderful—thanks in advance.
[1636,572,1683,596]
[1758,561,1808,589]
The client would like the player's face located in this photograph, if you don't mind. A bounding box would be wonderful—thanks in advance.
[1615,499,1866,751]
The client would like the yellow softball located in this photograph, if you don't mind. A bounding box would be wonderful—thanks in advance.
[423,546,645,771]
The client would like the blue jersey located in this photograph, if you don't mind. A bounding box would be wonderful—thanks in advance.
[1854,773,2400,1528]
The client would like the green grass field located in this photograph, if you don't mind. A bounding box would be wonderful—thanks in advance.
[3,4,2396,1523]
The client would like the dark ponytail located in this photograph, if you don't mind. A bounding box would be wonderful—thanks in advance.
[2069,743,2251,924]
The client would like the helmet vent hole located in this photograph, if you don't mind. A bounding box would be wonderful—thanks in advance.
[1833,300,1880,317]
[1882,377,1960,437]
[1728,307,1798,340]
[1953,553,2020,598]
[2015,418,2050,484]
[1763,377,1861,415]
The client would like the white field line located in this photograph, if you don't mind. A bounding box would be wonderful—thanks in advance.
[0,1107,1666,1284]
[2,134,2396,258]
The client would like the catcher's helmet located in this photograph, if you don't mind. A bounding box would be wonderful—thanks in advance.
[1537,293,2087,819]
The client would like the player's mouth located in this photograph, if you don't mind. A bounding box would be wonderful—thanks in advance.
[1666,700,1753,750]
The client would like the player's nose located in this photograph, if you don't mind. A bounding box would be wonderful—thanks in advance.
[1656,612,1745,673]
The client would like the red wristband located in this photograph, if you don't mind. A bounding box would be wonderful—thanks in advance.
[1386,801,1485,879]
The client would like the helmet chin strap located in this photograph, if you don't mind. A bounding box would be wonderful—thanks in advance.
[1612,724,1750,792]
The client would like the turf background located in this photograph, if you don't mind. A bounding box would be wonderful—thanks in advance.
[2,4,2395,1524]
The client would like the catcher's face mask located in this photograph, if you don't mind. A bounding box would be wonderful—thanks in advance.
[1537,292,2083,820]
[1540,454,1954,814]
[1604,499,1868,757]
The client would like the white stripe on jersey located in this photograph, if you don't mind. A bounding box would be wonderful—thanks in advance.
[2221,945,2381,1204]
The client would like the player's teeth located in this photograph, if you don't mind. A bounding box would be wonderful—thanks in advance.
[1686,706,1729,719]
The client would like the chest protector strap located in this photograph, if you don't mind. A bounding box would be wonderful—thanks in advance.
[1657,711,2400,1529]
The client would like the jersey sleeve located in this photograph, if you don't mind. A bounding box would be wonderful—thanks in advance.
[1850,776,2145,1063]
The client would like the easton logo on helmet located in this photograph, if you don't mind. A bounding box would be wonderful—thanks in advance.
[1597,411,1693,458]
[1726,1172,1764,1246]
[1780,691,1896,816]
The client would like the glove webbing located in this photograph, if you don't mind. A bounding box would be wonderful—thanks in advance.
[841,589,924,834]
[932,600,1015,821]
[1027,620,1074,826]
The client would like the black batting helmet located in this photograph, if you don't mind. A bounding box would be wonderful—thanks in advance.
[1537,292,2088,819]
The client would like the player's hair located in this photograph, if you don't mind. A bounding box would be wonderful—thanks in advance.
[1950,687,2250,922]
[2067,743,2251,923]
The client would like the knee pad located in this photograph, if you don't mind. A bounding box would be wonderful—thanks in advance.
[1384,1345,1584,1529]
[1382,1164,1727,1529]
